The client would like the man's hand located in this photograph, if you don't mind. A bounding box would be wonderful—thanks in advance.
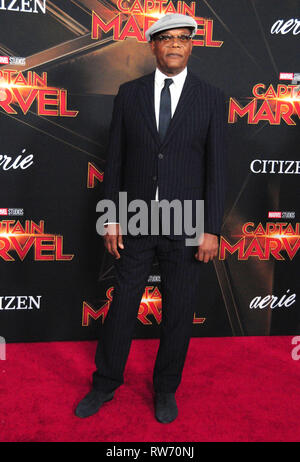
[195,233,219,263]
[103,224,124,259]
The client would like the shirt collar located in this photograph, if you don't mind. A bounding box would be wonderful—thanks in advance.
[155,67,187,89]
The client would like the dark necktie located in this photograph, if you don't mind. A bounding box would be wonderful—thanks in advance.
[158,78,173,142]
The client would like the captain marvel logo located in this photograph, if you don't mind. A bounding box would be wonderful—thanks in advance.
[0,220,74,261]
[229,83,300,125]
[0,70,78,117]
[220,222,300,260]
[91,1,223,47]
[82,286,206,326]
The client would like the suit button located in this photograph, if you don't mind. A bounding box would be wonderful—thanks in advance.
[158,153,164,159]
[152,176,157,181]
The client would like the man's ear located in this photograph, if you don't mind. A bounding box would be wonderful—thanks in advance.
[149,40,155,55]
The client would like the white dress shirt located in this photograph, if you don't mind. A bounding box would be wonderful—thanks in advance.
[106,67,188,224]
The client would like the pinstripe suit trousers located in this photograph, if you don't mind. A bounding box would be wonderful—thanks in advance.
[93,227,206,393]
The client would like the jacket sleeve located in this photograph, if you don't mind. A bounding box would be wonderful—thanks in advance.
[102,84,126,224]
[203,89,227,236]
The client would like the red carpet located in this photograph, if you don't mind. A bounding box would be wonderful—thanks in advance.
[1,337,300,442]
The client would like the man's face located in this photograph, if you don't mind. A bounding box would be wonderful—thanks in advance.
[150,27,193,75]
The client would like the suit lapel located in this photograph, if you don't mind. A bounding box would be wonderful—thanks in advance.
[138,71,161,146]
[138,69,198,147]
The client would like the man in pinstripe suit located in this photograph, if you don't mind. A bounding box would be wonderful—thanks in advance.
[76,13,227,422]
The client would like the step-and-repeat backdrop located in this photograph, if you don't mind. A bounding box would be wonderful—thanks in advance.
[0,0,299,342]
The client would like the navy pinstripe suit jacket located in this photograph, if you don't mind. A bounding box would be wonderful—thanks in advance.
[102,68,227,240]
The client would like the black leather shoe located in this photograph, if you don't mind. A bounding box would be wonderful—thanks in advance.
[154,392,178,423]
[75,389,114,418]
